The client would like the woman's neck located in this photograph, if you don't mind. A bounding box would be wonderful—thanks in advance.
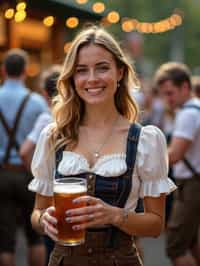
[82,103,119,128]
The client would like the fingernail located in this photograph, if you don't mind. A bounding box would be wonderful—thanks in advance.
[73,225,80,230]
[73,199,80,204]
[65,217,71,223]
[66,211,71,216]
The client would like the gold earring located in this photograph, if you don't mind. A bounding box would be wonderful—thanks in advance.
[117,81,120,88]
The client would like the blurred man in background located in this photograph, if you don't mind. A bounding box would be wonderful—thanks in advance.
[0,49,47,266]
[154,62,200,266]
[20,65,61,266]
[20,65,61,170]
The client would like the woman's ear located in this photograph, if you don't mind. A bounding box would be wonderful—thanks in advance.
[117,66,124,82]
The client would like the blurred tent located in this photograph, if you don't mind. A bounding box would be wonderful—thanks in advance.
[28,0,103,21]
[0,0,103,88]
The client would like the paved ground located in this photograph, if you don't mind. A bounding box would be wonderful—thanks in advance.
[16,229,171,266]
[140,235,171,266]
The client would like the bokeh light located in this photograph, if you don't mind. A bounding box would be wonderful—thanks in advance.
[64,42,72,53]
[43,16,55,27]
[66,17,79,28]
[27,63,41,77]
[16,2,27,12]
[14,10,27,23]
[4,8,15,19]
[92,2,105,13]
[75,0,88,4]
[121,19,135,32]
[107,11,120,24]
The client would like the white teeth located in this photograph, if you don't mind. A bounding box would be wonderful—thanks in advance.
[86,88,104,94]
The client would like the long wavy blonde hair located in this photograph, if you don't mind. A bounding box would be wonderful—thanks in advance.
[51,26,139,151]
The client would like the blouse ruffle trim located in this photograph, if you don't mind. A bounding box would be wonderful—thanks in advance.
[59,152,127,176]
[28,178,53,196]
[139,177,176,198]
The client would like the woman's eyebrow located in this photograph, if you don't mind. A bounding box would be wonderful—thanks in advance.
[76,64,87,68]
[96,61,110,66]
[76,61,110,68]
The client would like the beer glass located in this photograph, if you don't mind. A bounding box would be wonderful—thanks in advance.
[53,177,87,246]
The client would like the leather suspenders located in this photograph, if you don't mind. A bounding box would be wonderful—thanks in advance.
[0,93,30,164]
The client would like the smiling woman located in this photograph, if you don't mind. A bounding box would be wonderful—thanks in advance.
[73,44,123,106]
[28,26,176,266]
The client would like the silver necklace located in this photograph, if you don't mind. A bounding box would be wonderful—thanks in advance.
[92,115,119,159]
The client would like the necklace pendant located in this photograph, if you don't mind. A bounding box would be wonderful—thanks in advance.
[94,152,99,158]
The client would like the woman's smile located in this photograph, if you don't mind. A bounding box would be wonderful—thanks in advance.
[85,87,105,96]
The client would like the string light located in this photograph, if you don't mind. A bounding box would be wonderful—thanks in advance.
[66,17,79,28]
[136,22,153,33]
[64,42,72,53]
[170,14,182,26]
[43,16,55,27]
[121,19,136,32]
[107,11,120,24]
[14,10,26,23]
[120,13,183,33]
[4,1,184,34]
[16,2,26,11]
[162,20,171,31]
[153,22,165,33]
[4,8,15,19]
[75,0,88,4]
[132,19,139,28]
[92,2,105,13]
[74,0,183,33]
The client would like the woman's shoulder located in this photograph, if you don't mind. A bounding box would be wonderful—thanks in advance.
[114,118,166,145]
[136,124,169,183]
[140,124,166,140]
[40,122,57,138]
[127,123,165,139]
[137,124,167,153]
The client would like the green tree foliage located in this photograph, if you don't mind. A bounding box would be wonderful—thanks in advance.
[87,0,200,74]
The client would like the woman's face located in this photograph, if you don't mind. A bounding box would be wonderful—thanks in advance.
[73,44,123,106]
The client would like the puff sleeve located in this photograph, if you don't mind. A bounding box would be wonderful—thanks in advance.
[137,125,176,198]
[28,123,56,196]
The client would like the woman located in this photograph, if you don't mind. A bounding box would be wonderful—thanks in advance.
[29,26,176,266]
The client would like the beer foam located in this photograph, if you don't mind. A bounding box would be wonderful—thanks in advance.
[53,184,86,194]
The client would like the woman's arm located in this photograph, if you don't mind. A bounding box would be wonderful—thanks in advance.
[65,193,166,238]
[31,193,55,234]
[114,194,166,237]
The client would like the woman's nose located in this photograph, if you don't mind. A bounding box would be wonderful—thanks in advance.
[87,69,97,82]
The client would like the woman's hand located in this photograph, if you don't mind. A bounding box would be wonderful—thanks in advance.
[40,206,58,241]
[65,196,121,231]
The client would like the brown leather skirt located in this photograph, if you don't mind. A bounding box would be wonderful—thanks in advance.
[48,230,143,266]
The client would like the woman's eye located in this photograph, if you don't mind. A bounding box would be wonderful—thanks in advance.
[97,66,109,72]
[76,68,87,73]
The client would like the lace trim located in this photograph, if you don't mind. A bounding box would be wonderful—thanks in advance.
[62,151,126,171]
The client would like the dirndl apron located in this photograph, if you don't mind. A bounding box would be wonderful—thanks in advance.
[48,123,143,266]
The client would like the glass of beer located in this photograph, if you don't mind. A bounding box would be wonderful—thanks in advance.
[53,177,87,246]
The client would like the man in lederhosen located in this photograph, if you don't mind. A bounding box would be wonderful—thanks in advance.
[0,49,48,266]
[154,62,200,266]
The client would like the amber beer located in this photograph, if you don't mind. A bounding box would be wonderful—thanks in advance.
[53,178,87,246]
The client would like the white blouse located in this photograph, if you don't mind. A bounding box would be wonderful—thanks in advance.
[29,123,176,211]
